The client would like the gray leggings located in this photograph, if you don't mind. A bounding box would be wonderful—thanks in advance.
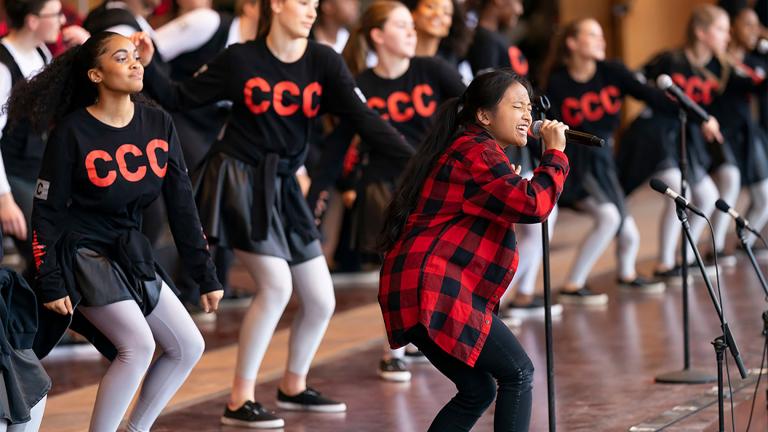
[0,397,46,432]
[78,284,204,432]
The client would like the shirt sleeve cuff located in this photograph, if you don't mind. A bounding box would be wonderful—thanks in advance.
[541,149,569,166]
[197,274,223,294]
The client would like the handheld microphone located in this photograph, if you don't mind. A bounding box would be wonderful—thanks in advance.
[649,178,707,217]
[656,74,710,123]
[715,199,763,238]
[531,120,605,147]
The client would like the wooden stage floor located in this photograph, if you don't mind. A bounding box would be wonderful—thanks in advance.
[37,189,768,431]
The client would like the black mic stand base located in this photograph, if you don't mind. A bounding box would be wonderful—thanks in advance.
[655,369,717,384]
[656,204,716,384]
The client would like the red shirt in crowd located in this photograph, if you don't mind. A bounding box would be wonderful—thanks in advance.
[379,124,569,366]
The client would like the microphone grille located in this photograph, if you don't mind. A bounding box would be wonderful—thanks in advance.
[715,199,730,213]
[531,120,543,138]
[656,74,674,90]
[649,178,668,193]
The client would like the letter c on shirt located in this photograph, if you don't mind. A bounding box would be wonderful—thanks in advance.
[85,150,117,187]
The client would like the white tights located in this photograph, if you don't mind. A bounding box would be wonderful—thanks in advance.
[78,284,205,432]
[655,168,718,269]
[233,253,336,380]
[565,198,640,287]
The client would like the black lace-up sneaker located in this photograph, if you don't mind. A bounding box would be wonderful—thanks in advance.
[276,387,347,412]
[378,358,412,382]
[617,276,666,293]
[220,401,285,429]
[558,287,608,305]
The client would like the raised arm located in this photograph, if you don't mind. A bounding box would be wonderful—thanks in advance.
[132,32,231,111]
[322,52,415,164]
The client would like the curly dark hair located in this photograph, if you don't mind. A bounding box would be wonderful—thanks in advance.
[4,31,121,133]
[379,69,531,251]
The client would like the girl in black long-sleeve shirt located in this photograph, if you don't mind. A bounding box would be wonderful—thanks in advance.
[617,5,729,278]
[132,0,413,426]
[6,32,223,432]
[709,7,768,252]
[542,18,676,303]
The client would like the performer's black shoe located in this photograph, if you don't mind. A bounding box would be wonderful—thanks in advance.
[505,296,563,318]
[558,287,608,305]
[403,345,430,364]
[653,266,692,286]
[277,387,347,413]
[704,250,737,268]
[617,277,666,293]
[220,401,285,429]
[378,358,412,382]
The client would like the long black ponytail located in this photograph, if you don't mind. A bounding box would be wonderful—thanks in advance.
[379,69,532,251]
[5,31,120,132]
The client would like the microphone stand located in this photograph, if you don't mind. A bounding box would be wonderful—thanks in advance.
[655,109,716,384]
[677,203,749,432]
[734,226,768,301]
[536,95,557,432]
[733,226,768,407]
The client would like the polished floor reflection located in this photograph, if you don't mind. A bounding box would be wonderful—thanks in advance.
[38,189,768,431]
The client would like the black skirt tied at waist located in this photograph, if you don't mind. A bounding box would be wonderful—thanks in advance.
[33,216,176,360]
[251,150,319,244]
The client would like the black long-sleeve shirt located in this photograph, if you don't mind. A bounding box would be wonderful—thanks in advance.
[31,103,220,304]
[142,38,413,242]
[143,38,413,166]
[465,27,529,78]
[307,57,465,202]
[547,61,676,141]
[546,60,677,205]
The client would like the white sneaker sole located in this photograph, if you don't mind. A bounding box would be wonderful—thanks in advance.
[402,355,430,364]
[618,281,666,294]
[504,304,564,319]
[558,293,609,306]
[276,401,347,413]
[378,369,412,382]
[220,416,285,429]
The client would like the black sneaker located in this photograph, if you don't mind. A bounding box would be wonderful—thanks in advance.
[686,260,718,278]
[276,387,347,413]
[220,401,285,429]
[403,345,430,364]
[617,277,666,293]
[378,358,412,382]
[705,250,737,268]
[504,296,563,318]
[653,265,692,286]
[558,287,608,305]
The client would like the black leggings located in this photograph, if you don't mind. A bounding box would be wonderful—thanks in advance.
[406,315,534,432]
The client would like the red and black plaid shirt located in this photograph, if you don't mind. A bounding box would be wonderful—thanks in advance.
[379,125,569,366]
